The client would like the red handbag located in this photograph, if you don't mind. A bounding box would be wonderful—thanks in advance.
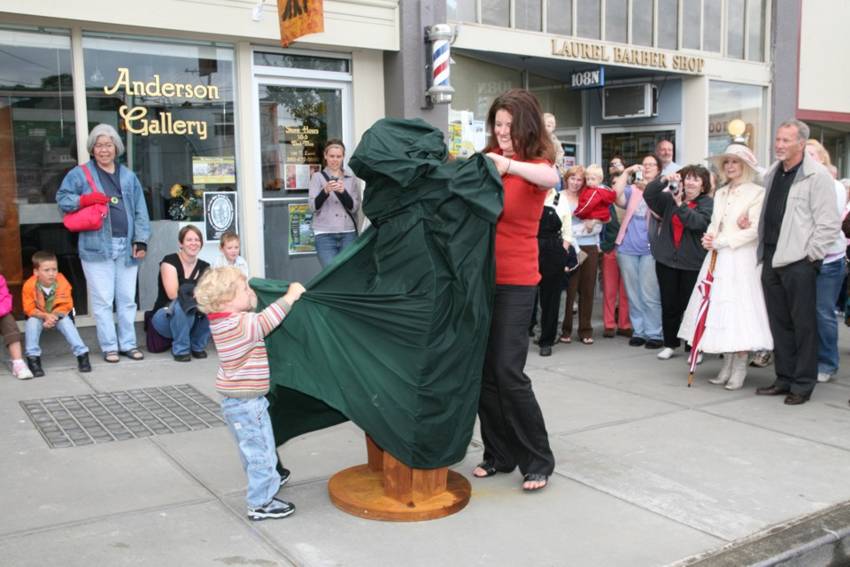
[62,163,108,232]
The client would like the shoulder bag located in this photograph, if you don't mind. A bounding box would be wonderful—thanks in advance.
[62,163,108,233]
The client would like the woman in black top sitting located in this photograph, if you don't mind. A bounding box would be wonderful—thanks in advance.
[150,224,211,361]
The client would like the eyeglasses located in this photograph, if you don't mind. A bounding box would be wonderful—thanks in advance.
[94,143,115,150]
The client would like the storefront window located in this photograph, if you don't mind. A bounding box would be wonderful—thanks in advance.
[83,35,237,225]
[682,0,701,49]
[726,0,746,59]
[605,0,628,44]
[258,85,343,197]
[254,51,350,72]
[529,74,582,129]
[482,0,510,27]
[657,0,678,49]
[576,0,601,39]
[516,0,543,31]
[747,0,765,62]
[547,0,573,35]
[448,54,522,158]
[708,81,764,159]
[703,0,722,52]
[631,0,653,47]
[0,27,79,315]
[448,0,477,22]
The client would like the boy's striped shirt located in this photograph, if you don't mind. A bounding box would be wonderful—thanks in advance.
[208,302,286,397]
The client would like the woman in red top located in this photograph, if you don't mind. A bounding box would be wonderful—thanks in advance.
[472,89,560,492]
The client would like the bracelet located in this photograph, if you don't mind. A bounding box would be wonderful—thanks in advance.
[506,159,512,174]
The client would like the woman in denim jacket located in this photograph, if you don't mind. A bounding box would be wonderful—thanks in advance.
[56,123,151,363]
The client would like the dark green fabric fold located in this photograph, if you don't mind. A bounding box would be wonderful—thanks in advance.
[254,118,503,468]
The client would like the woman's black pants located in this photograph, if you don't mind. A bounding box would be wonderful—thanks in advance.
[478,285,555,476]
[655,262,699,348]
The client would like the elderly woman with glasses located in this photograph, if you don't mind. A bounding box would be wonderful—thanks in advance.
[57,123,151,363]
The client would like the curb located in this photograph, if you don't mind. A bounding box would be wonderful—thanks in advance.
[673,501,850,567]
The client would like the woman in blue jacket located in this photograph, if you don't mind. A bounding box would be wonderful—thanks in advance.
[57,123,151,363]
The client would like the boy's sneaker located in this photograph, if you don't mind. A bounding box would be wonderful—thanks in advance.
[76,353,92,373]
[278,466,291,487]
[12,360,34,380]
[248,498,295,521]
[26,356,44,377]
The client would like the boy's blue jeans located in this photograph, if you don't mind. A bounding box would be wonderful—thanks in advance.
[220,396,281,509]
[25,316,89,357]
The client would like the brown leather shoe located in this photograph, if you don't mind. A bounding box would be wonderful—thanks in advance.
[756,384,790,396]
[603,328,615,338]
[784,393,809,405]
[616,328,634,337]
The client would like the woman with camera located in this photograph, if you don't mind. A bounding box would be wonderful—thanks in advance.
[611,155,664,349]
[643,165,713,361]
[308,139,362,267]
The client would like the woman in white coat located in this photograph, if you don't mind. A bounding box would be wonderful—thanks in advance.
[678,143,773,389]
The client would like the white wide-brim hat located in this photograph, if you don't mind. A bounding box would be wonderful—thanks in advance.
[708,143,762,176]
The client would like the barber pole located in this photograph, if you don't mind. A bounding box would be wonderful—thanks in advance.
[427,24,454,104]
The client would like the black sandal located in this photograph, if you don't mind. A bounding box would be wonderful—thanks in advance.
[522,473,549,492]
[472,461,498,478]
[119,348,145,360]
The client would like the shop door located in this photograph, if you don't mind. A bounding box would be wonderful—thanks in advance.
[594,125,680,168]
[254,77,352,281]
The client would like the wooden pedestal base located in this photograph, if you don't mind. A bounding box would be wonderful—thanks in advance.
[327,435,471,522]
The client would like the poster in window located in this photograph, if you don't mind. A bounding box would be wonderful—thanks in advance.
[283,125,321,190]
[193,156,236,185]
[203,191,237,242]
[288,203,315,255]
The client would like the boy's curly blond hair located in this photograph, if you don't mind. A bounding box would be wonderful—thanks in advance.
[194,266,245,314]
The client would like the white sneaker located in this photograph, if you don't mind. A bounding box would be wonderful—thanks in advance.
[657,347,676,360]
[12,361,33,380]
[817,372,833,383]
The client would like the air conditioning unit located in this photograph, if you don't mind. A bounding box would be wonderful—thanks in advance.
[602,84,658,120]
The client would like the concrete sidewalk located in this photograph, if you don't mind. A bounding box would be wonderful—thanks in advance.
[2,322,850,566]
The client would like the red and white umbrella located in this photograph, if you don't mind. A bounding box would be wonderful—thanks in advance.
[687,250,718,387]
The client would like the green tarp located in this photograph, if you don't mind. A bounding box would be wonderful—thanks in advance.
[253,118,503,469]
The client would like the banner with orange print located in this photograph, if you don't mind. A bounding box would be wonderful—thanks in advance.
[277,0,324,47]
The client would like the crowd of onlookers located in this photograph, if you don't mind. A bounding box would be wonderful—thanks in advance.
[532,121,849,405]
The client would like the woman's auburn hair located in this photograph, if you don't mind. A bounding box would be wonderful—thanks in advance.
[677,164,712,195]
[484,89,555,163]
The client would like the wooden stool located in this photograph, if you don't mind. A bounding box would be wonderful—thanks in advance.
[327,434,471,521]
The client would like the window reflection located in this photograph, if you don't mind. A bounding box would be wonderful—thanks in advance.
[547,0,573,35]
[577,0,601,39]
[0,27,79,315]
[258,85,342,197]
[682,0,701,49]
[515,0,542,31]
[657,0,678,49]
[83,35,237,223]
[481,0,509,26]
[747,0,765,61]
[631,0,653,46]
[708,81,763,158]
[726,0,746,59]
[605,0,628,44]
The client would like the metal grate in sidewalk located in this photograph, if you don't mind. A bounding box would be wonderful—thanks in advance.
[20,384,226,448]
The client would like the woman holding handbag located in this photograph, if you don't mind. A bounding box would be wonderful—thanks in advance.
[56,124,151,363]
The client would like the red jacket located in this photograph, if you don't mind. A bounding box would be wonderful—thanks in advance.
[575,186,617,222]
